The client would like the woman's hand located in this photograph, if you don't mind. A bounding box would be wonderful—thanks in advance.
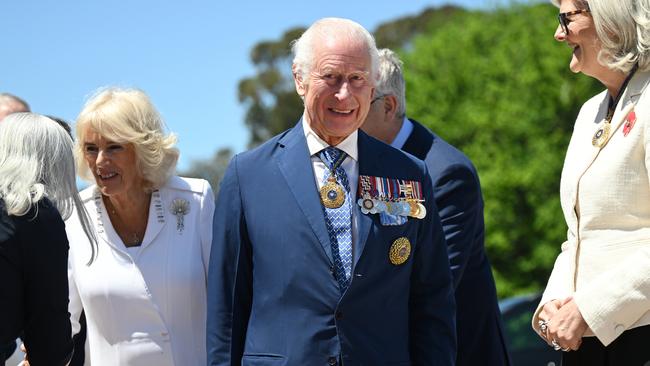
[547,297,588,351]
[18,343,30,366]
[537,298,563,340]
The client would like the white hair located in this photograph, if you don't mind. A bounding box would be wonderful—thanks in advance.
[0,113,97,262]
[375,49,407,118]
[75,87,179,192]
[552,0,650,73]
[291,17,380,86]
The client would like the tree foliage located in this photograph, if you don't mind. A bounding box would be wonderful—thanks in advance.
[178,148,233,197]
[186,3,604,298]
[402,3,601,297]
[238,27,306,146]
[236,5,467,147]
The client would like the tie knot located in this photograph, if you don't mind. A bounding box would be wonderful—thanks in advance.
[320,147,346,168]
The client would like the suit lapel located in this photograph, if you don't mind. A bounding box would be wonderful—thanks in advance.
[568,71,650,216]
[140,189,166,251]
[276,122,334,264]
[91,187,167,256]
[602,71,649,146]
[354,131,382,267]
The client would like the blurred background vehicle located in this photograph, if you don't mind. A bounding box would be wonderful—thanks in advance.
[500,293,562,366]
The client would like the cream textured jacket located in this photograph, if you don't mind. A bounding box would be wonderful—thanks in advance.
[66,176,214,365]
[533,71,650,346]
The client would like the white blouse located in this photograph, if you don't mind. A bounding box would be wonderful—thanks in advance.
[66,176,214,366]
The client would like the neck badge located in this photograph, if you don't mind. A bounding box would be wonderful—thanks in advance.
[320,175,345,209]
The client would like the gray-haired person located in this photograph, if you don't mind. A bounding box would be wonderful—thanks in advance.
[0,113,96,365]
[362,48,511,366]
[0,93,30,121]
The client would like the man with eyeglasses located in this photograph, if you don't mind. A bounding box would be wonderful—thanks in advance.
[362,48,511,366]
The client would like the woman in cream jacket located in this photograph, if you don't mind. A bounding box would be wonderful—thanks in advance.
[533,0,650,364]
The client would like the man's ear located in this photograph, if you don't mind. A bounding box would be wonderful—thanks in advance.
[293,64,306,97]
[384,94,399,120]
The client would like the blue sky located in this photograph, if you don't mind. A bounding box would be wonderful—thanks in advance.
[3,0,509,171]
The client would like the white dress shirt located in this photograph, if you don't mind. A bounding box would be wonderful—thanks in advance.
[389,117,414,150]
[302,118,360,261]
[66,176,214,366]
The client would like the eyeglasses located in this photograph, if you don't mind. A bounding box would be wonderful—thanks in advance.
[558,5,590,34]
[371,95,385,104]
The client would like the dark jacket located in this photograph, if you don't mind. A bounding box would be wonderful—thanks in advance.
[0,198,73,366]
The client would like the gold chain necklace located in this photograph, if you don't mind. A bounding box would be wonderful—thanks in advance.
[104,197,148,246]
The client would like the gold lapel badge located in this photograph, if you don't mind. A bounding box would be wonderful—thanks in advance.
[389,237,411,265]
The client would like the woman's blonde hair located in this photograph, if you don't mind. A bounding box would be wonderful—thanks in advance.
[75,87,179,191]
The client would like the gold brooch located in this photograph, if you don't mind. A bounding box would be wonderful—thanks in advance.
[389,237,411,265]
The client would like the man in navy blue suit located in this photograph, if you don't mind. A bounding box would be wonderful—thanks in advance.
[362,49,511,366]
[207,18,456,366]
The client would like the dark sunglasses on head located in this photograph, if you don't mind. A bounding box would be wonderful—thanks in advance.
[558,4,590,34]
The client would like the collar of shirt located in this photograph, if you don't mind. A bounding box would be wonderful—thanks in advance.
[302,116,358,162]
[301,116,359,255]
[390,116,413,150]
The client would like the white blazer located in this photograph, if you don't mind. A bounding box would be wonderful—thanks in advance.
[533,71,650,346]
[66,176,214,365]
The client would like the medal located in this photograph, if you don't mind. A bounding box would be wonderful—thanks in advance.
[592,121,611,148]
[415,202,426,219]
[389,237,411,265]
[318,148,348,209]
[408,201,420,217]
[592,63,638,148]
[320,176,345,209]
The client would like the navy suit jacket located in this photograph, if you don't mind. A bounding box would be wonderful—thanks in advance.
[207,122,456,366]
[402,119,511,366]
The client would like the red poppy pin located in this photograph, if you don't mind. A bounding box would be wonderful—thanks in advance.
[623,110,637,137]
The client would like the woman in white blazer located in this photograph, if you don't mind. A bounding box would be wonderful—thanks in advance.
[66,88,214,366]
[533,0,650,364]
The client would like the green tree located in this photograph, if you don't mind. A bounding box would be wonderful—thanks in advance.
[237,5,466,147]
[179,147,233,196]
[403,3,602,297]
[374,5,465,50]
[238,27,306,147]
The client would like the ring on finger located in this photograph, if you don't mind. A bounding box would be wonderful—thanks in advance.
[538,319,548,334]
[551,339,562,351]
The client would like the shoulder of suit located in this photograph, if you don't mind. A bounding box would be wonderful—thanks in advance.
[363,131,428,172]
[163,175,211,195]
[425,132,477,171]
[580,89,609,114]
[239,130,289,160]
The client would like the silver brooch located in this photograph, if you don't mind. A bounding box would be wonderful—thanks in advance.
[170,198,190,232]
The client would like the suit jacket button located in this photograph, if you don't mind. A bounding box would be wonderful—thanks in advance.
[327,356,337,365]
[335,311,343,320]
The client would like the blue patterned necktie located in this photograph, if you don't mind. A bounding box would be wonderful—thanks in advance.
[319,147,353,292]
